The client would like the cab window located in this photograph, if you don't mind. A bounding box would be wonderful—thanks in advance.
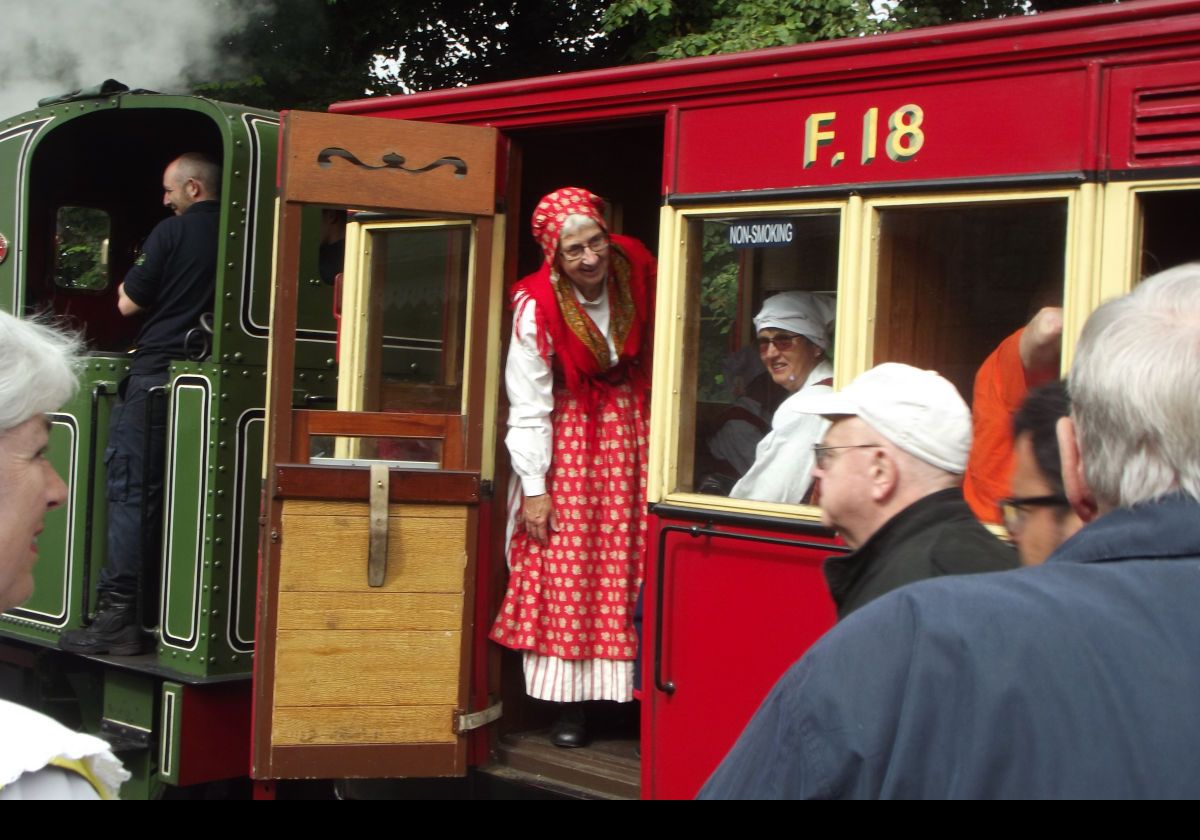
[53,206,111,291]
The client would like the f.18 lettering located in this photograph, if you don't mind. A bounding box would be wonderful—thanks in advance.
[803,105,925,168]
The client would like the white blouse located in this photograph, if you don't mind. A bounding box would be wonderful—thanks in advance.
[729,359,834,504]
[505,283,617,497]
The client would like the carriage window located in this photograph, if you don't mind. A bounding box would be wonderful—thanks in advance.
[678,212,840,502]
[1137,190,1200,278]
[54,206,111,291]
[351,220,471,414]
[872,200,1067,401]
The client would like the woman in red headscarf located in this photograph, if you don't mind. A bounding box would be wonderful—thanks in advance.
[489,188,655,747]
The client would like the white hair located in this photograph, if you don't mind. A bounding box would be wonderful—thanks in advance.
[0,311,83,433]
[1069,263,1200,508]
[558,213,600,239]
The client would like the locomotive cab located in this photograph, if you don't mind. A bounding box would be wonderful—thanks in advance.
[0,90,289,796]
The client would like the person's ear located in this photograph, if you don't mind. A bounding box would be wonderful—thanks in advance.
[869,448,896,503]
[1057,416,1099,523]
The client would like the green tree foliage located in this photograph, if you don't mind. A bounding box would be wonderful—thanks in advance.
[55,207,111,292]
[195,0,633,112]
[601,0,1116,61]
[885,0,1111,29]
[603,0,874,60]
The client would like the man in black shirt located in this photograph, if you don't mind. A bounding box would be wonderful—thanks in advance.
[61,153,220,655]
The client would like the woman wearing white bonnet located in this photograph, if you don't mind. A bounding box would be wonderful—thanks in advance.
[729,291,835,504]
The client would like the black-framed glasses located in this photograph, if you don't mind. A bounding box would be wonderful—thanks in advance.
[998,495,1070,532]
[812,443,882,470]
[756,333,805,355]
[560,233,610,262]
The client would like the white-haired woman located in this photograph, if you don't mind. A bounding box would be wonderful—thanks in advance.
[730,291,835,504]
[0,311,128,799]
[489,188,655,747]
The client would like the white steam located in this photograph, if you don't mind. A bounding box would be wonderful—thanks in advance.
[0,0,258,118]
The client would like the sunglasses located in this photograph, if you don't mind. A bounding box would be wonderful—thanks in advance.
[757,333,807,354]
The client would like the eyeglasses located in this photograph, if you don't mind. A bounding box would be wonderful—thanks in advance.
[756,333,806,354]
[811,443,882,470]
[998,495,1070,533]
[560,233,610,262]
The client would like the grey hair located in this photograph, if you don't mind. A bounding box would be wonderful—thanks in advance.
[1068,263,1200,508]
[0,311,83,433]
[558,213,600,239]
[173,152,221,199]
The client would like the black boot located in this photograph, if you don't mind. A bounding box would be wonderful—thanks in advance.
[59,592,145,656]
[550,704,589,749]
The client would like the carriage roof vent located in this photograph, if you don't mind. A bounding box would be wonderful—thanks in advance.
[1132,85,1200,165]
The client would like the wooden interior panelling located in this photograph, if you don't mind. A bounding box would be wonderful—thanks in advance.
[871,202,1068,399]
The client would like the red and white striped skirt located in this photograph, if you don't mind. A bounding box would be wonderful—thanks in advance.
[490,382,648,702]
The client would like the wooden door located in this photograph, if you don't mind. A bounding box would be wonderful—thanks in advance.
[253,110,502,779]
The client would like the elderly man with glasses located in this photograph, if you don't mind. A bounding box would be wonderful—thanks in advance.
[802,363,1016,619]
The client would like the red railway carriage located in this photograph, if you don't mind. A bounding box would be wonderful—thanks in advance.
[252,0,1200,798]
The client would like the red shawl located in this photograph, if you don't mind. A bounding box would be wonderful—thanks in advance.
[511,234,656,404]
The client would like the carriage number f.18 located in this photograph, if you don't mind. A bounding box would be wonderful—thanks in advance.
[803,105,925,168]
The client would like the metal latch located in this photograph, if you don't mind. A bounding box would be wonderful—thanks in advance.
[368,463,389,587]
[454,701,503,734]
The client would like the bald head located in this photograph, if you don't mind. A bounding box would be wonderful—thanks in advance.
[162,153,220,215]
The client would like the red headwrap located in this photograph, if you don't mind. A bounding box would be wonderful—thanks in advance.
[531,187,608,264]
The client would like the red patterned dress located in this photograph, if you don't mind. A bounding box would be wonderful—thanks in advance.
[490,235,655,702]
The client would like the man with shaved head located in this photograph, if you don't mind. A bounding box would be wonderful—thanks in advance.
[62,153,221,655]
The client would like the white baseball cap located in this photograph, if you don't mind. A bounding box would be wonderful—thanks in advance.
[793,363,972,473]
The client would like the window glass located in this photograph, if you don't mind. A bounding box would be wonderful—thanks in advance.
[872,200,1067,401]
[54,206,111,291]
[1137,190,1200,278]
[312,435,442,469]
[359,223,471,414]
[679,212,840,504]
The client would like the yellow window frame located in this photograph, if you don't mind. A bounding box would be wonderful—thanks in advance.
[335,215,507,481]
[650,199,851,520]
[650,185,1101,518]
[1098,177,1200,302]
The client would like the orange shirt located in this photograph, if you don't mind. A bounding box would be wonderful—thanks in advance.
[963,328,1053,524]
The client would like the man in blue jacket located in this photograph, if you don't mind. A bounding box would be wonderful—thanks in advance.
[701,263,1200,799]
